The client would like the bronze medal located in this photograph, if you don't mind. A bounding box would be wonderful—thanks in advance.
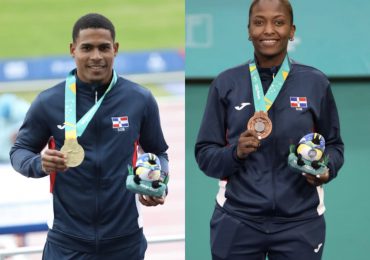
[247,111,272,139]
[60,139,85,167]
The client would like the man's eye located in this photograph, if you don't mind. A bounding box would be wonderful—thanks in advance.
[100,46,110,51]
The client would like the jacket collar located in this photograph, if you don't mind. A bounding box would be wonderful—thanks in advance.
[75,74,110,98]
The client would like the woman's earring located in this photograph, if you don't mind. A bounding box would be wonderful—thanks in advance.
[289,37,294,41]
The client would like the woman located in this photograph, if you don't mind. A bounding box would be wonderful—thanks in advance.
[195,0,344,259]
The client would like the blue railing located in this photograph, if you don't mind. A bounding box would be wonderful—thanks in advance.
[0,49,184,82]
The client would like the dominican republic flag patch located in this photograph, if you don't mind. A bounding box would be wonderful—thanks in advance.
[290,97,307,109]
[112,116,129,131]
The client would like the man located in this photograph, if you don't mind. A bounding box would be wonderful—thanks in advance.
[10,13,168,259]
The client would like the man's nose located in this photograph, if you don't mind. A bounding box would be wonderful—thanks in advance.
[91,48,102,59]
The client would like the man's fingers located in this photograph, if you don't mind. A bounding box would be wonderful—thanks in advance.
[44,149,65,157]
[42,162,68,174]
[41,149,68,174]
[42,161,62,169]
[43,155,67,165]
[144,195,161,206]
[138,195,150,206]
[151,196,165,205]
[42,157,67,170]
[139,195,165,207]
[139,195,155,206]
[43,149,65,159]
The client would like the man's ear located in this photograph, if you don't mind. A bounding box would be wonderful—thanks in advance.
[113,42,119,56]
[70,43,75,57]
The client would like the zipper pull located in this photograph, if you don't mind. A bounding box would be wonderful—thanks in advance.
[95,91,98,104]
[271,66,276,79]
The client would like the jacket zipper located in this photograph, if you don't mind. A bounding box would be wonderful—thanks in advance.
[271,127,277,213]
[94,90,100,252]
[270,76,276,214]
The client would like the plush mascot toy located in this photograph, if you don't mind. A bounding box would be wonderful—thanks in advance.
[288,133,329,175]
[126,153,168,197]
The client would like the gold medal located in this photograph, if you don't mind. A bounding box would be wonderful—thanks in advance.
[60,139,85,167]
[247,111,272,139]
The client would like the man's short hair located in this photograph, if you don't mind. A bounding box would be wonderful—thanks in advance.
[72,13,116,42]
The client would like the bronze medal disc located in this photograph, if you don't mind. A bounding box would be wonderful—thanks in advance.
[247,111,272,139]
[60,139,85,167]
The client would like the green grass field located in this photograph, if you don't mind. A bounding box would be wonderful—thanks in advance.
[0,0,184,99]
[0,0,184,58]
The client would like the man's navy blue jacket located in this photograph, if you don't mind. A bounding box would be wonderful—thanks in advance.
[10,74,169,253]
[195,61,344,228]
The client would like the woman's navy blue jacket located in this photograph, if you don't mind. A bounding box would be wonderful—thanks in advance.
[195,61,344,228]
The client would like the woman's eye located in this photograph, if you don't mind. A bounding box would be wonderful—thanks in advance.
[254,20,264,26]
[275,20,285,26]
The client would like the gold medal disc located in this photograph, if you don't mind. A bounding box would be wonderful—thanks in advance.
[60,139,85,167]
[247,111,272,139]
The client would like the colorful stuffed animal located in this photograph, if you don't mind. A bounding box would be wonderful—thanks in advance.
[288,133,329,175]
[126,153,168,197]
[134,153,162,188]
[296,133,325,169]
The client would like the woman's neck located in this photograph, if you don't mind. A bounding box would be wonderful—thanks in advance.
[254,52,286,68]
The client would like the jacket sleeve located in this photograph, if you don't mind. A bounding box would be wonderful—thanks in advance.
[316,85,344,182]
[9,94,51,178]
[195,79,244,180]
[139,92,169,177]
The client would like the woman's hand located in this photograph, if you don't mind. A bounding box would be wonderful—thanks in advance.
[236,130,261,159]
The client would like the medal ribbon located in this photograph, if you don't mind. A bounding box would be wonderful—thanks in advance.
[64,69,117,139]
[249,55,290,111]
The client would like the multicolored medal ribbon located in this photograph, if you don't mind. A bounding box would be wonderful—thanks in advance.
[60,69,118,167]
[247,55,291,139]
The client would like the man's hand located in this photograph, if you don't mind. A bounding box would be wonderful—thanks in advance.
[41,149,68,174]
[302,169,329,186]
[236,130,261,159]
[139,195,165,207]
